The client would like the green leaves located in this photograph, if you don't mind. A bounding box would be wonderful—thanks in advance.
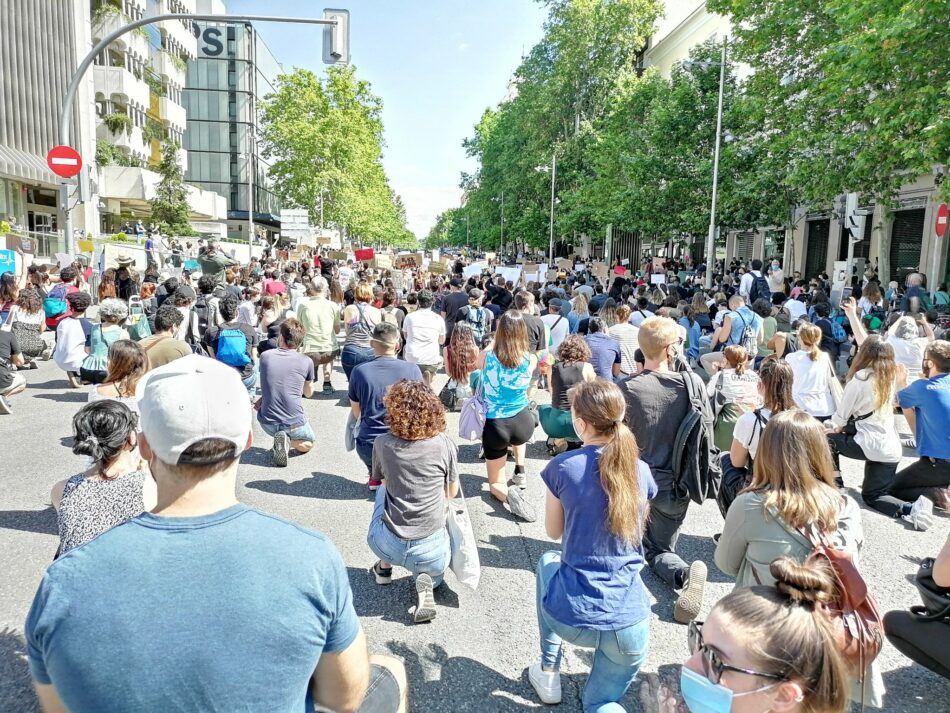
[150,141,195,237]
[259,67,414,248]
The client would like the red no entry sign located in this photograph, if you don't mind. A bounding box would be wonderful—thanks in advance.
[46,145,82,178]
[936,203,949,239]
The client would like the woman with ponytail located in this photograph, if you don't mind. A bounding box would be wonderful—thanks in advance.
[527,379,656,710]
[787,322,841,419]
[51,401,156,556]
[681,557,851,713]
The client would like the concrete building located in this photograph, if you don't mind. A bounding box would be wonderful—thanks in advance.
[640,1,947,285]
[93,0,226,235]
[0,0,98,255]
[183,0,282,243]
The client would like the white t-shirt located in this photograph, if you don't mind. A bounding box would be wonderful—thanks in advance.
[53,317,87,372]
[830,369,901,463]
[608,322,640,376]
[629,308,654,327]
[732,407,772,460]
[238,300,258,326]
[786,350,838,417]
[337,266,355,290]
[541,313,570,350]
[402,308,445,366]
[784,299,807,322]
[9,307,44,326]
[708,368,761,409]
[887,335,929,383]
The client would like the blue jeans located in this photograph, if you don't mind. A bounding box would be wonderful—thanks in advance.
[241,363,259,396]
[341,345,375,380]
[258,416,316,443]
[356,439,375,474]
[536,551,650,713]
[367,486,450,586]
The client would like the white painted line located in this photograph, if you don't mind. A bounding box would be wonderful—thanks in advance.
[50,157,79,165]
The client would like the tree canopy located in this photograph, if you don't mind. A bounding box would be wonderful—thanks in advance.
[259,66,416,249]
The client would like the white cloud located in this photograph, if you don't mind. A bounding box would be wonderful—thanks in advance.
[457,42,470,52]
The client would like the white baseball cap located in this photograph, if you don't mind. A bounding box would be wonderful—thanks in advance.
[137,354,252,465]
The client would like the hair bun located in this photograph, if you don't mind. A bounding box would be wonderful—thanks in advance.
[72,436,103,461]
[769,557,838,606]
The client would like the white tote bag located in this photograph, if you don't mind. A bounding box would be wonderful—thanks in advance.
[446,491,481,590]
[344,411,361,452]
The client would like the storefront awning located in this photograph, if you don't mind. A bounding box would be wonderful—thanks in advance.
[0,144,59,185]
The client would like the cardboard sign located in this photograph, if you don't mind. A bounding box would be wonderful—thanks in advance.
[429,261,447,274]
[329,251,347,261]
[494,266,522,285]
[485,252,496,262]
[395,253,420,269]
[372,254,392,270]
[355,247,375,262]
[591,262,609,281]
[463,262,486,278]
[316,236,332,245]
[557,258,572,271]
[546,269,558,281]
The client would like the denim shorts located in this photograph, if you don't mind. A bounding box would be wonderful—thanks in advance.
[258,417,316,442]
[313,663,400,713]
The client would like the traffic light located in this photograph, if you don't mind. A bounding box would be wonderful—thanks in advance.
[322,9,350,65]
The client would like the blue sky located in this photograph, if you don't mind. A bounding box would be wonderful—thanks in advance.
[225,0,548,238]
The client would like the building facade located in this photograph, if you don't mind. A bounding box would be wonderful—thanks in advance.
[183,0,282,243]
[642,1,947,285]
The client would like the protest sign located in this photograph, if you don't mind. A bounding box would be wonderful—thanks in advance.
[463,262,486,279]
[355,247,375,262]
[494,266,522,285]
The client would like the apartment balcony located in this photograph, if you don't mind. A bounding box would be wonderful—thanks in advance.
[159,96,187,133]
[99,165,226,221]
[93,9,150,61]
[153,49,186,87]
[155,0,198,59]
[94,65,150,110]
[96,122,150,161]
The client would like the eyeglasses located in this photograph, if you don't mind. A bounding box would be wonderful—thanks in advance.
[687,621,786,685]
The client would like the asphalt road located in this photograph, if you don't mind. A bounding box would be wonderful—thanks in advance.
[0,359,947,712]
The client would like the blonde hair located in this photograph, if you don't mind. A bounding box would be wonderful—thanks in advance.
[572,293,590,318]
[746,410,841,532]
[798,323,823,362]
[353,281,373,303]
[637,316,680,360]
[569,380,645,545]
[847,335,897,413]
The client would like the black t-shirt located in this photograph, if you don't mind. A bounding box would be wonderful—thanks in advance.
[488,285,513,311]
[203,321,259,379]
[0,331,21,390]
[442,292,470,333]
[522,313,546,352]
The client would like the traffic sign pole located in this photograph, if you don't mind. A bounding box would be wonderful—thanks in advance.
[930,202,949,302]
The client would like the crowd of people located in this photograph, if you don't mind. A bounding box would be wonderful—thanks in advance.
[2,242,948,712]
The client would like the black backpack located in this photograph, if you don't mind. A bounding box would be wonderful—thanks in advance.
[748,272,771,304]
[672,372,721,505]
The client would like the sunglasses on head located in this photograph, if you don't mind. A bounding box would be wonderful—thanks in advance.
[687,621,786,685]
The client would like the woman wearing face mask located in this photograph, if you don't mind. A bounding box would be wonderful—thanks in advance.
[51,400,156,557]
[767,259,784,295]
[680,557,851,713]
[528,379,656,711]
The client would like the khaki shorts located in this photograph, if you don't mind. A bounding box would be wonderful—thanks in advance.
[307,350,340,368]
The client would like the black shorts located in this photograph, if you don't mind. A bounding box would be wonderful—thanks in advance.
[483,407,535,460]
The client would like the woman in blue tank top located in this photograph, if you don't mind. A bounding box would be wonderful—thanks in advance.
[475,311,537,521]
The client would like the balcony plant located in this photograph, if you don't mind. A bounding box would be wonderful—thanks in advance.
[103,111,133,136]
[143,119,165,144]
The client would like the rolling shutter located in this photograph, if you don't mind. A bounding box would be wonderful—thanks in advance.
[805,219,830,279]
[889,209,925,283]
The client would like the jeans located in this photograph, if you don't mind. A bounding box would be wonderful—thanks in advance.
[258,416,316,443]
[828,432,903,517]
[536,552,650,713]
[356,439,375,474]
[241,363,259,396]
[890,457,950,502]
[341,344,375,380]
[367,486,450,586]
[643,487,691,588]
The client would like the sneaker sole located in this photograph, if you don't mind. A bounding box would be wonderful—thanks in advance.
[674,561,707,624]
[506,488,537,522]
[272,433,289,467]
[0,397,10,415]
[414,574,436,623]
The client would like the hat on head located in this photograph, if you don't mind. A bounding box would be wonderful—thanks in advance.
[175,285,196,300]
[137,355,252,465]
[549,298,564,310]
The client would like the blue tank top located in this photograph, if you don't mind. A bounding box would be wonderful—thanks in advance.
[482,351,531,419]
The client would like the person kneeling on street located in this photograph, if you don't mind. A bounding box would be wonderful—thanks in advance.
[367,380,459,624]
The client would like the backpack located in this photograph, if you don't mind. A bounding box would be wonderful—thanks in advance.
[735,311,758,355]
[748,272,771,304]
[802,529,885,683]
[215,325,250,367]
[864,304,887,333]
[711,372,753,451]
[465,306,488,346]
[830,312,849,343]
[193,295,217,338]
[671,372,721,505]
[43,284,70,319]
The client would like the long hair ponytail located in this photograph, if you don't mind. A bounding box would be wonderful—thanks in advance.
[569,380,645,544]
[799,323,822,362]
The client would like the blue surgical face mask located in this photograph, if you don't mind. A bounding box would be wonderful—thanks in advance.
[680,666,777,713]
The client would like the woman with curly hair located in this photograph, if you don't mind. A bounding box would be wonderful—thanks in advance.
[367,379,460,624]
[539,335,595,455]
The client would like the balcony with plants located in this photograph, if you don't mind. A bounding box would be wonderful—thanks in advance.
[91,0,150,61]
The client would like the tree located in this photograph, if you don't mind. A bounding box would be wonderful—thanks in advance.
[150,141,195,236]
[259,66,414,248]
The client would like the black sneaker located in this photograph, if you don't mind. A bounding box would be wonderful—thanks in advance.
[272,431,290,467]
[371,561,393,585]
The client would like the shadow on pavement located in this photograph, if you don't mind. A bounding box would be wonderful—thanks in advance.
[244,472,370,501]
[347,567,462,624]
[386,640,539,711]
[0,627,40,713]
[476,533,558,573]
[0,506,57,536]
[880,664,947,709]
[31,392,88,404]
[671,534,733,584]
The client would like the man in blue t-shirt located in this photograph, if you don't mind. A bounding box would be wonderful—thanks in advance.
[584,318,621,380]
[895,340,950,524]
[26,355,406,713]
[699,294,763,375]
[349,322,423,491]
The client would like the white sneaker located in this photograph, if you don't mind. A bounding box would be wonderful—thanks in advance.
[674,561,707,624]
[0,394,11,415]
[528,660,562,705]
[902,495,934,531]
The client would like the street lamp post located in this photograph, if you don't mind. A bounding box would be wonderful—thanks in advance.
[57,13,338,248]
[536,153,557,265]
[705,38,727,288]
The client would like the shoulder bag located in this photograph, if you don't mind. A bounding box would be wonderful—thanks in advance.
[446,489,481,590]
[458,373,487,441]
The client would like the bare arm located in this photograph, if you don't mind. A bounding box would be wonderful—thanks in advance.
[729,439,750,470]
[934,533,950,588]
[582,363,597,382]
[350,400,361,419]
[446,479,460,499]
[312,628,371,713]
[33,684,68,713]
[711,315,732,348]
[544,489,565,541]
[842,297,867,345]
[303,380,314,399]
[50,480,67,511]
